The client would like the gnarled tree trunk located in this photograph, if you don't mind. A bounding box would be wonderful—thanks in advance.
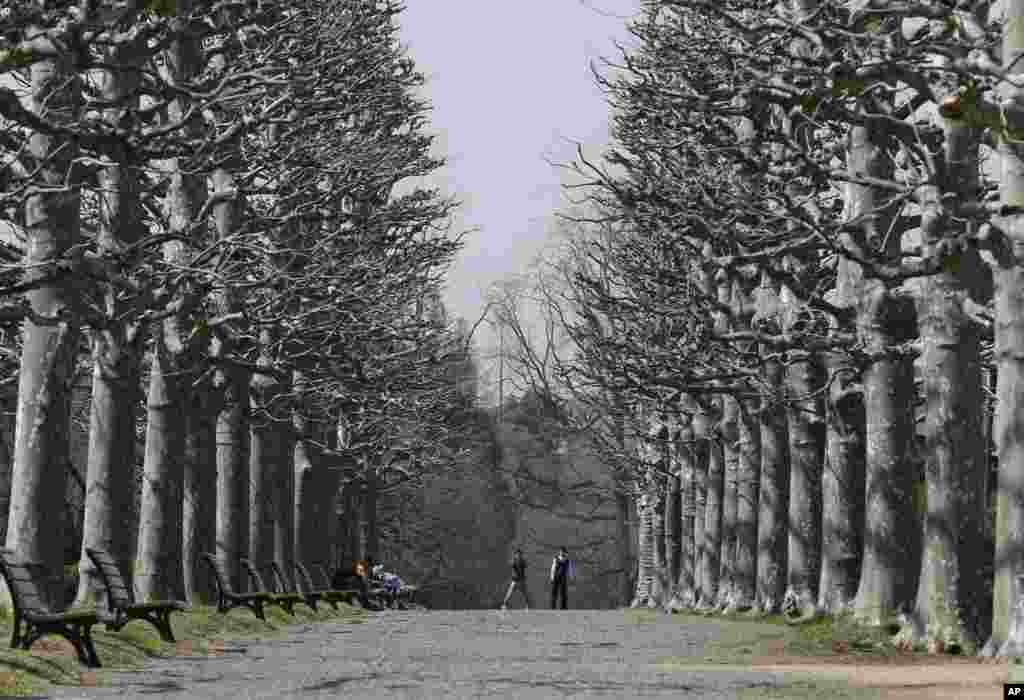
[632,488,654,608]
[852,283,918,625]
[699,405,724,609]
[75,38,146,609]
[906,112,988,652]
[183,384,218,604]
[818,344,864,614]
[732,396,760,612]
[666,462,681,603]
[783,345,825,619]
[134,0,202,604]
[249,331,280,569]
[211,167,250,593]
[4,50,81,610]
[981,1,1024,654]
[670,413,696,610]
[691,406,711,607]
[756,353,790,614]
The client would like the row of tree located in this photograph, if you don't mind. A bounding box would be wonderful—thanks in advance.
[0,0,476,610]
[495,0,1024,656]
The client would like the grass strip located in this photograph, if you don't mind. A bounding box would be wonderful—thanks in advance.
[0,601,365,696]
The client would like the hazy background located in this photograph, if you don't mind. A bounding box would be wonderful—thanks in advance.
[399,1,642,396]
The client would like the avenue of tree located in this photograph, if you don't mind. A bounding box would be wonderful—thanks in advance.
[0,0,483,611]
[493,0,1024,657]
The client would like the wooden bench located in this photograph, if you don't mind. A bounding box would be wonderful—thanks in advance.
[0,549,101,667]
[240,559,303,616]
[292,562,359,609]
[315,563,386,607]
[395,582,421,609]
[85,548,187,643]
[200,553,270,621]
[268,562,319,612]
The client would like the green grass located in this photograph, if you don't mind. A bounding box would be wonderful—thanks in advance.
[650,610,911,665]
[648,611,916,700]
[0,601,365,696]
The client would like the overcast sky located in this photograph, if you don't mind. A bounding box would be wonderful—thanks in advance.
[398,1,641,362]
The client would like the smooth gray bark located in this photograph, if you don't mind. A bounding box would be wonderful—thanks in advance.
[983,0,1024,655]
[4,50,81,610]
[732,397,760,611]
[718,396,740,610]
[75,37,146,609]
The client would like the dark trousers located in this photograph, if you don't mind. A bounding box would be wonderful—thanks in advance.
[550,576,568,609]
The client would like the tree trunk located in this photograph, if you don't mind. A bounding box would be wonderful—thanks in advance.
[784,349,825,618]
[849,258,921,626]
[732,396,760,612]
[211,167,249,591]
[76,331,141,608]
[670,416,696,610]
[274,415,295,580]
[360,469,379,563]
[293,378,321,567]
[312,452,343,569]
[0,393,16,547]
[718,396,740,610]
[4,52,81,610]
[905,117,988,652]
[757,357,790,614]
[700,414,724,609]
[135,338,186,601]
[989,260,1024,654]
[183,387,218,604]
[134,0,201,605]
[614,471,634,607]
[852,283,918,626]
[249,334,279,569]
[666,466,681,600]
[632,487,654,607]
[983,0,1024,654]
[818,345,864,614]
[215,360,248,591]
[691,407,711,607]
[75,39,145,609]
[650,470,666,607]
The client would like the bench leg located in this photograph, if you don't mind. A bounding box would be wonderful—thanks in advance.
[20,625,40,651]
[144,610,176,643]
[77,624,101,668]
[250,599,265,622]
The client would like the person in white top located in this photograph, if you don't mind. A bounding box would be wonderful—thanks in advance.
[549,547,575,609]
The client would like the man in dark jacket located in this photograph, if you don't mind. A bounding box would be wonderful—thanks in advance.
[501,548,532,610]
[549,547,575,609]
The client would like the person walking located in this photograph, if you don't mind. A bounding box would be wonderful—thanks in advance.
[549,547,575,610]
[501,548,532,610]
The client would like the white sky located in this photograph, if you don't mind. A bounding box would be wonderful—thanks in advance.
[399,1,642,366]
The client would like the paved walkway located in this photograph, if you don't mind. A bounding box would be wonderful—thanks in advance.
[50,610,804,699]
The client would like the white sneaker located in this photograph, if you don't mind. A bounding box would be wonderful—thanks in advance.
[500,604,507,611]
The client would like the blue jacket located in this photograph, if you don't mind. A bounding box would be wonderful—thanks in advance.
[550,556,575,582]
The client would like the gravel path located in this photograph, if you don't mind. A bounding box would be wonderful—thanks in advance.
[49,609,795,699]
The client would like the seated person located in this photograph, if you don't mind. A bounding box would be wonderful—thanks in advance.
[331,561,375,607]
[372,564,405,608]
